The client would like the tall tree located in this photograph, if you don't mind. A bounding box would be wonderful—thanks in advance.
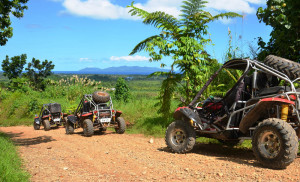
[256,0,300,62]
[1,54,27,79]
[128,0,241,117]
[24,58,55,90]
[0,0,29,46]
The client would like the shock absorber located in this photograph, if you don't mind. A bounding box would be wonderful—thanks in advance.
[281,104,289,121]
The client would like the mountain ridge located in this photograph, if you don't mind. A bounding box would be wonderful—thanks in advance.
[53,66,169,75]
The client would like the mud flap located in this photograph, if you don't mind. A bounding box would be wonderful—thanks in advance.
[67,115,77,124]
[174,107,204,129]
[34,118,40,125]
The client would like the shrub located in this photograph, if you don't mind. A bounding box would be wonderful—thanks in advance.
[115,77,130,103]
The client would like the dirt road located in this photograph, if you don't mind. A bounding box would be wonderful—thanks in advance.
[1,126,300,181]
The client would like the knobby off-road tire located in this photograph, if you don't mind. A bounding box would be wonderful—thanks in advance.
[33,121,40,130]
[115,117,126,134]
[65,122,74,134]
[252,118,298,169]
[264,55,300,80]
[83,119,94,137]
[43,119,51,131]
[92,91,110,103]
[165,120,196,153]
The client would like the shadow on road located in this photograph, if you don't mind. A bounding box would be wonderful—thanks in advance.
[158,142,263,168]
[71,130,117,136]
[4,132,56,146]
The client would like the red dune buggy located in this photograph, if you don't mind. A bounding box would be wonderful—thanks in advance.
[65,91,126,137]
[165,55,300,169]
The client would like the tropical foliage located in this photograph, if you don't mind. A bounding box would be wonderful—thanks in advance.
[1,54,27,80]
[0,0,29,46]
[1,54,55,90]
[115,77,131,103]
[128,0,242,117]
[256,0,300,62]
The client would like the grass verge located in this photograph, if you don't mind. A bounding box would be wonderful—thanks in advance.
[0,132,30,182]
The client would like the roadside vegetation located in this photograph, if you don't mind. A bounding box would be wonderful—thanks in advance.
[0,132,30,181]
[0,0,299,178]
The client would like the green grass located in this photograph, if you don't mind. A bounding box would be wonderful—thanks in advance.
[0,132,30,182]
[196,137,252,148]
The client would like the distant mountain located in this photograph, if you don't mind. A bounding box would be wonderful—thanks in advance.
[54,66,169,75]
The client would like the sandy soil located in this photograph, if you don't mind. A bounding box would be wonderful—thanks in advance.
[0,126,300,182]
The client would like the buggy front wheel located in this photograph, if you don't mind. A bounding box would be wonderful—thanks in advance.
[165,120,196,153]
[65,122,74,134]
[43,119,51,131]
[33,121,40,130]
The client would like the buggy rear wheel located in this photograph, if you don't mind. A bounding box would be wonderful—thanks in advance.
[43,119,51,131]
[33,121,40,130]
[165,120,196,153]
[252,118,298,169]
[115,117,126,134]
[83,119,94,137]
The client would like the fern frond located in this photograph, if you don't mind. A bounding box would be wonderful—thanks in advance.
[148,71,170,77]
[180,0,207,18]
[129,35,159,55]
[205,12,242,23]
[224,68,238,82]
[127,2,150,19]
[143,11,180,32]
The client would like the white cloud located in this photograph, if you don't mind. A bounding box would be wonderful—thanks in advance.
[110,55,150,62]
[79,58,93,62]
[54,0,265,21]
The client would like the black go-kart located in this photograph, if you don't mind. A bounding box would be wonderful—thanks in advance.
[33,103,67,131]
[65,91,126,137]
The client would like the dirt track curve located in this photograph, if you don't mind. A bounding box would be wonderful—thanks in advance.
[1,126,300,181]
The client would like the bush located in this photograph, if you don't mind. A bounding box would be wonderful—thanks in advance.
[115,77,130,103]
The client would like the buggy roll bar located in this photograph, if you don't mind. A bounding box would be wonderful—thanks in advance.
[74,94,113,118]
[189,58,299,108]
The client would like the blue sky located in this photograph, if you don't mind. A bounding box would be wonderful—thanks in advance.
[0,0,272,71]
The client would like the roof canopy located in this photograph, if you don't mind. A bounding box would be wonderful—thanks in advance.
[222,59,249,70]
